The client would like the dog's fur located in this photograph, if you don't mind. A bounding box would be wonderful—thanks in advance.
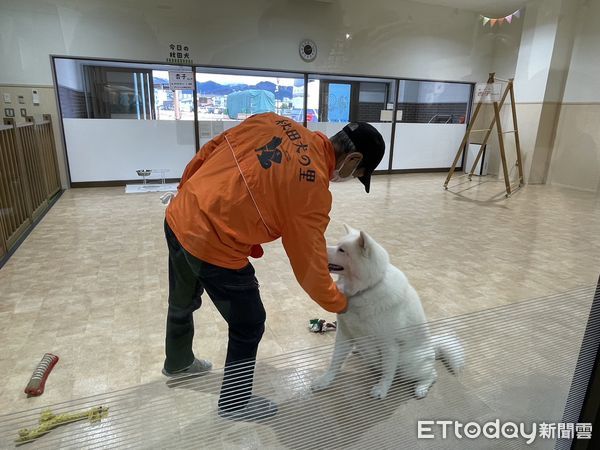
[312,225,465,400]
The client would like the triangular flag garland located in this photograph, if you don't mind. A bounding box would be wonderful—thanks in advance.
[481,9,521,27]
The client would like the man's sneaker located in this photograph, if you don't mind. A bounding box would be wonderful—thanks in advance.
[218,396,278,421]
[162,358,213,377]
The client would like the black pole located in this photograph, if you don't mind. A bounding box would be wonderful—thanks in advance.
[387,80,400,172]
[303,73,309,128]
[192,66,200,152]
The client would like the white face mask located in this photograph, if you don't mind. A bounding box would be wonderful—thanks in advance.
[330,170,354,182]
[331,155,359,182]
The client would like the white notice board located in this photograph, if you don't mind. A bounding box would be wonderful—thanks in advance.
[168,71,194,90]
[474,82,502,103]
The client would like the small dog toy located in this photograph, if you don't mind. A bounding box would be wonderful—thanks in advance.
[16,406,109,445]
[24,353,59,397]
[309,319,337,333]
[160,192,175,205]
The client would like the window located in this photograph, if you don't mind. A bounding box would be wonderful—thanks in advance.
[396,80,471,124]
[194,70,304,122]
[152,70,194,120]
[194,68,304,147]
[83,66,155,119]
[309,76,395,124]
[55,58,193,120]
[307,75,396,171]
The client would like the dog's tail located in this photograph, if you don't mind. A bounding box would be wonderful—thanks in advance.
[431,333,465,374]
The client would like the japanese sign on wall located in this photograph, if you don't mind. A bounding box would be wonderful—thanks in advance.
[168,71,195,90]
[474,82,502,103]
[167,43,193,64]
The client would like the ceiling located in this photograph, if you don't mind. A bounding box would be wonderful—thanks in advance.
[407,0,528,17]
[29,0,528,19]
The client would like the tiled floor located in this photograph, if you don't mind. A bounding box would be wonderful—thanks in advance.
[0,285,594,448]
[0,173,599,418]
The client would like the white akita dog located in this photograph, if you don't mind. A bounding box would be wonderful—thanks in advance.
[312,225,465,400]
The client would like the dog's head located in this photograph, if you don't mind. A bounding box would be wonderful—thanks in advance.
[327,224,390,295]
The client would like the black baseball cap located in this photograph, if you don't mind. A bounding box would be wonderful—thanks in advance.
[342,122,385,193]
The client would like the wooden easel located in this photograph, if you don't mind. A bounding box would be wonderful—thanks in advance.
[443,73,524,197]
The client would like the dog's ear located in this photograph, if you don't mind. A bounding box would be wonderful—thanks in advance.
[344,223,358,234]
[359,231,371,257]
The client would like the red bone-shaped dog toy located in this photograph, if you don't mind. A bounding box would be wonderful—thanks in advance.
[24,353,59,396]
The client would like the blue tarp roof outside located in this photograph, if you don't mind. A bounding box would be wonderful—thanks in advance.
[226,90,275,119]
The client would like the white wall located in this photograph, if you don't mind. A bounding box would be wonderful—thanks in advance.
[481,6,524,178]
[63,119,195,182]
[481,0,583,185]
[489,9,525,78]
[547,0,600,193]
[513,0,562,103]
[559,0,600,103]
[0,0,493,86]
[1,0,533,185]
[392,124,467,169]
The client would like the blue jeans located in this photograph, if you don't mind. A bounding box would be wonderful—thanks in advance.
[164,220,265,410]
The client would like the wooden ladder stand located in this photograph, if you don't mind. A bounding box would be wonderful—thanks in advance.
[443,73,524,197]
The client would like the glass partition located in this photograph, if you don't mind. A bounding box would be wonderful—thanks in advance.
[307,75,396,172]
[195,68,304,147]
[392,80,471,170]
[54,58,196,183]
[55,57,476,182]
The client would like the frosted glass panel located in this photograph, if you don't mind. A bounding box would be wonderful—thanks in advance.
[63,119,195,182]
[369,122,392,171]
[392,123,466,169]
[306,121,348,136]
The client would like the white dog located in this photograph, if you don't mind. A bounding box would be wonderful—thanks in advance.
[312,225,465,400]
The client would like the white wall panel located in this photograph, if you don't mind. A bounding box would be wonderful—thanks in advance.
[63,119,195,182]
[392,124,466,169]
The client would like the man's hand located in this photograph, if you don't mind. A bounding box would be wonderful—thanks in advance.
[337,299,348,314]
[250,244,264,258]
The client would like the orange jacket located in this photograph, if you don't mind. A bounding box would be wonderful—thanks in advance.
[165,112,347,313]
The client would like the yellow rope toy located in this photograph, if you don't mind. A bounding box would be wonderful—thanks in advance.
[16,406,108,445]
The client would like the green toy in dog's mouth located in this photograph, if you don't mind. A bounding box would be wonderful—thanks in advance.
[328,264,344,272]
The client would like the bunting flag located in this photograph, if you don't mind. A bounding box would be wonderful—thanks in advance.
[481,9,521,27]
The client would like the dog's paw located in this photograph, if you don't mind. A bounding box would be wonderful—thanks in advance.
[370,384,389,400]
[414,384,431,399]
[311,372,335,391]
